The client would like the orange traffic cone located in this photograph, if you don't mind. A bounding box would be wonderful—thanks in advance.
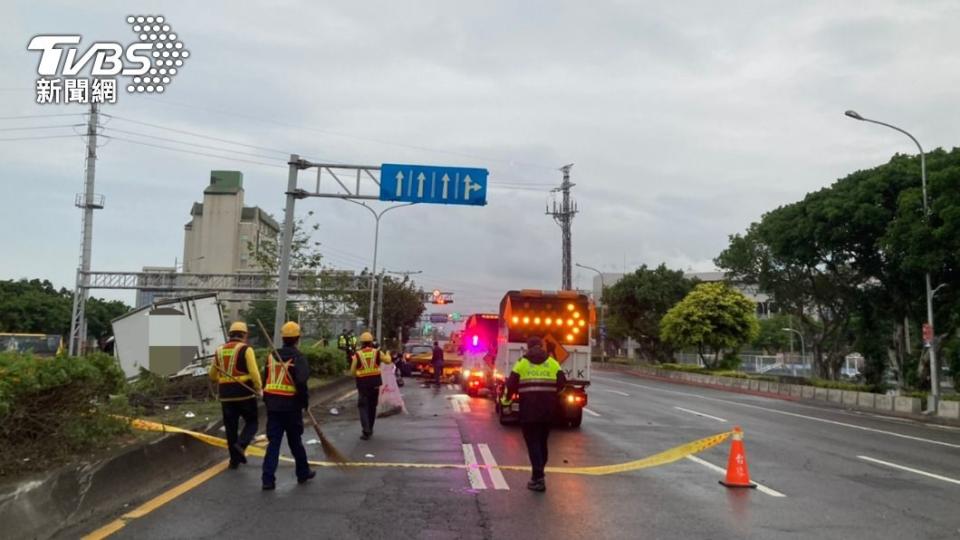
[719,426,756,489]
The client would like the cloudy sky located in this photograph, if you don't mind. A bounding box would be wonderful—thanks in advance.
[3,0,960,317]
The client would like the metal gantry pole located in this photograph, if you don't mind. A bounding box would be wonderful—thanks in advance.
[274,154,301,345]
[845,111,939,412]
[376,270,385,342]
[368,214,380,332]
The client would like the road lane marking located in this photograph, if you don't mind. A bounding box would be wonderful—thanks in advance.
[82,460,229,539]
[583,407,601,417]
[594,375,960,450]
[447,384,457,390]
[674,406,727,423]
[685,456,786,497]
[857,455,960,486]
[604,389,630,397]
[448,395,471,413]
[333,388,357,402]
[477,444,510,490]
[462,444,487,489]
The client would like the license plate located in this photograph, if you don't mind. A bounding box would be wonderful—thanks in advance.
[511,403,519,412]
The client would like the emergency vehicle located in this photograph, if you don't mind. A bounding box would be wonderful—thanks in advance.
[493,290,592,428]
[459,313,499,396]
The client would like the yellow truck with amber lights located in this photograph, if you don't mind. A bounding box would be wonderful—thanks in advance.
[493,290,593,428]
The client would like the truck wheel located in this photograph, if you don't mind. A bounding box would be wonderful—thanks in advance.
[568,408,583,428]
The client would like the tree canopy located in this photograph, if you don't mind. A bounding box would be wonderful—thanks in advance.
[602,264,697,361]
[660,282,759,368]
[0,279,130,339]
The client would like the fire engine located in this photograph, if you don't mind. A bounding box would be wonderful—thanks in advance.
[493,290,592,428]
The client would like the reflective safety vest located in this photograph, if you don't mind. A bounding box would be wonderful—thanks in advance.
[215,341,254,400]
[338,335,347,349]
[350,335,358,347]
[354,348,381,378]
[264,352,296,397]
[512,356,562,394]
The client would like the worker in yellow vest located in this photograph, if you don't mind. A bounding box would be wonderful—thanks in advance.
[504,336,566,492]
[261,321,314,490]
[208,321,262,469]
[350,332,392,440]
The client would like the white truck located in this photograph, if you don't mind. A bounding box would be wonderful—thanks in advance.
[111,293,227,378]
[493,290,593,428]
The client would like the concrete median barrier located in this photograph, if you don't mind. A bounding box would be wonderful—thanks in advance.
[842,391,858,406]
[856,392,876,409]
[874,394,894,412]
[937,400,960,420]
[828,389,843,403]
[894,396,922,415]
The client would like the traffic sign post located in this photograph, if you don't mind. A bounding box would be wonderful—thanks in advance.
[380,163,488,206]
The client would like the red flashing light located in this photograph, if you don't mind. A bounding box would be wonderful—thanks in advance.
[472,335,479,347]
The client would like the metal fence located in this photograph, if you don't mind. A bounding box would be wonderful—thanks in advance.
[672,351,815,376]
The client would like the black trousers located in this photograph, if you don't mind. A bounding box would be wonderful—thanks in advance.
[521,422,552,480]
[261,410,310,484]
[221,399,258,465]
[357,385,380,435]
[433,363,443,385]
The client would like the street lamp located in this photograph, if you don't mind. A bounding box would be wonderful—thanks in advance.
[345,200,415,334]
[575,262,606,364]
[846,110,940,412]
[781,328,805,364]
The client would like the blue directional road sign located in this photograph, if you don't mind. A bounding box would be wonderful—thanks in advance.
[380,163,488,206]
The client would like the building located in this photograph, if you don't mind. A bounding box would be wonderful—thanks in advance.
[182,170,279,275]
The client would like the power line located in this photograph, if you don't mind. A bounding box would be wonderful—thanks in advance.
[100,126,288,162]
[103,135,287,169]
[0,124,84,132]
[0,113,86,120]
[0,134,83,142]
[142,96,558,171]
[102,113,293,156]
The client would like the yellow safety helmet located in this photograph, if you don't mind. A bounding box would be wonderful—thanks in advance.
[228,321,248,334]
[281,321,301,338]
[359,331,374,343]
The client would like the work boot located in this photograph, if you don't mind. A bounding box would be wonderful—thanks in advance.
[228,461,240,470]
[360,432,371,440]
[232,444,248,464]
[527,478,546,492]
[297,471,316,484]
[262,482,275,491]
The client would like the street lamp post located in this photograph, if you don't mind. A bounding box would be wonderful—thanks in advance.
[781,328,805,364]
[345,200,414,333]
[576,262,606,364]
[846,110,940,412]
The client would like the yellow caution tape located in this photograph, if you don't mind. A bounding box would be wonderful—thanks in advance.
[126,417,731,476]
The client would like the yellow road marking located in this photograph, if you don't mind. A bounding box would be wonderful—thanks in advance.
[81,460,228,540]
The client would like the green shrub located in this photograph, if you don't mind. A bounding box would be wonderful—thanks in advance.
[809,378,872,392]
[302,345,348,377]
[126,368,212,413]
[0,352,129,477]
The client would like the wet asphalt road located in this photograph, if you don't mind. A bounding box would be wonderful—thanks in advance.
[91,369,960,539]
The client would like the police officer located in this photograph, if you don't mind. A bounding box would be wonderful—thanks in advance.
[504,336,566,492]
[350,332,392,439]
[209,321,262,469]
[261,321,315,490]
[431,340,444,387]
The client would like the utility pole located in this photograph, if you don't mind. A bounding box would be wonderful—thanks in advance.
[546,164,578,290]
[68,102,103,356]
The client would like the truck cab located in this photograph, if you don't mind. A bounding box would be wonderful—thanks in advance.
[493,290,593,428]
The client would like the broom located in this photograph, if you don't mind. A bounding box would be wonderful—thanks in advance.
[258,319,349,466]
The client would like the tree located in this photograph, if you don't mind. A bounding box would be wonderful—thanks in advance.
[602,264,697,361]
[240,300,299,345]
[350,273,426,345]
[660,282,759,369]
[751,314,793,354]
[0,279,130,339]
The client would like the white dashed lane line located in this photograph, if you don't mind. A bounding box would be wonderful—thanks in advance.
[674,406,727,423]
[858,456,960,486]
[582,407,601,417]
[685,456,787,497]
